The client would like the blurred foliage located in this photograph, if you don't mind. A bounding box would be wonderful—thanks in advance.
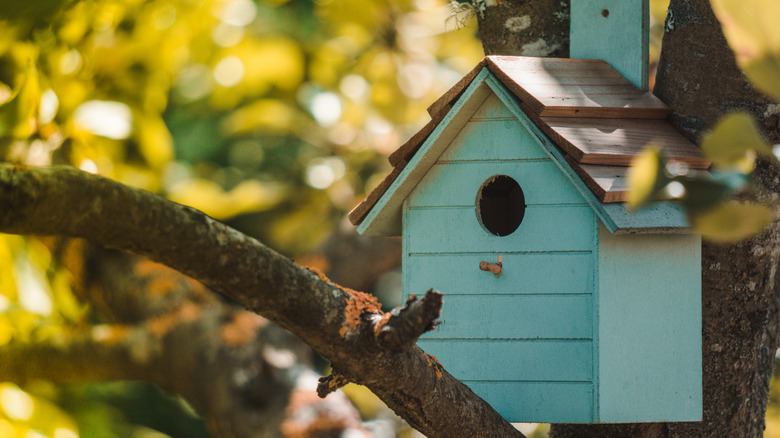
[711,0,780,102]
[2,0,777,435]
[0,0,482,435]
[628,0,778,243]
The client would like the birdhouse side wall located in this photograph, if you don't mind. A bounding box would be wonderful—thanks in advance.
[402,92,599,423]
[596,224,702,422]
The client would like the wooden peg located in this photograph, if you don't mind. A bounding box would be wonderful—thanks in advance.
[479,255,503,277]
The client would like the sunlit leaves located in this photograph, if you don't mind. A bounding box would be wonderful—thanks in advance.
[628,111,776,242]
[135,113,174,169]
[0,383,80,437]
[0,56,39,140]
[700,112,773,172]
[711,0,780,101]
[627,147,670,209]
[167,178,286,220]
[691,201,773,243]
[222,99,300,135]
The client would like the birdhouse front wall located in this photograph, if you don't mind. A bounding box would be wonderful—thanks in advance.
[402,91,599,423]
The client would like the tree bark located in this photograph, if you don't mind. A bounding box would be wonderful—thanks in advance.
[475,0,570,58]
[0,164,523,438]
[0,237,368,438]
[477,0,780,436]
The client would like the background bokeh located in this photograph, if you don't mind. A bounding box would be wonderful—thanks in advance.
[0,0,779,436]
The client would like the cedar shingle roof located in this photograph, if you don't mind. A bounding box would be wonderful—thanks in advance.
[349,56,708,227]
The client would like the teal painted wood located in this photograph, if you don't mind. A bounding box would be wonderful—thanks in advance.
[483,76,621,233]
[439,120,549,161]
[358,69,690,236]
[408,161,587,207]
[596,224,702,422]
[465,381,594,423]
[590,212,601,422]
[570,0,650,91]
[405,205,595,253]
[418,339,593,381]
[603,202,691,233]
[421,294,592,339]
[470,92,515,120]
[357,70,494,236]
[391,71,701,424]
[406,253,593,295]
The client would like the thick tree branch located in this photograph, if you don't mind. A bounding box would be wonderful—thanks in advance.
[0,164,522,438]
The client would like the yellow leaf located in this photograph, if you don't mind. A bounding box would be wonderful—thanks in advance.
[691,201,773,243]
[167,178,285,220]
[627,146,669,209]
[222,99,298,135]
[700,112,772,172]
[711,0,780,101]
[135,113,174,169]
[0,58,39,139]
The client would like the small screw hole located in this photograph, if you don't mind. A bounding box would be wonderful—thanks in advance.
[601,9,609,18]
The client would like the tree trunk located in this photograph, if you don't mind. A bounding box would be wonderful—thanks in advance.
[477,0,780,436]
[475,0,570,57]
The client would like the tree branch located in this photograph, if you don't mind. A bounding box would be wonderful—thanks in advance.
[0,164,522,438]
[18,237,368,438]
[0,326,146,384]
[373,291,442,352]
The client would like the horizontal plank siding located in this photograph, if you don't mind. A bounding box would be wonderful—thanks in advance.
[408,161,587,207]
[406,252,593,295]
[465,381,594,423]
[405,205,596,253]
[423,294,592,340]
[419,339,593,381]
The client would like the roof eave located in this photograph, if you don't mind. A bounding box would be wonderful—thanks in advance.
[357,68,495,236]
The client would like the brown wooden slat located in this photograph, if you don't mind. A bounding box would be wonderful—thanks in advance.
[565,157,629,203]
[496,69,646,86]
[427,59,488,118]
[537,117,710,168]
[389,104,452,166]
[348,159,409,225]
[486,56,670,119]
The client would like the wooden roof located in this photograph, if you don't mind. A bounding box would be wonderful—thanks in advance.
[349,56,708,229]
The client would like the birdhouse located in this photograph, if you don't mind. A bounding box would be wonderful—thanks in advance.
[348,0,703,424]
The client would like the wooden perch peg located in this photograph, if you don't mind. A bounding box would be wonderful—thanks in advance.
[479,255,502,277]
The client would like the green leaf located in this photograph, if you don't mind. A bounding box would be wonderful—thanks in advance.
[711,0,780,101]
[700,112,772,173]
[691,201,773,243]
[627,146,670,209]
[675,175,734,213]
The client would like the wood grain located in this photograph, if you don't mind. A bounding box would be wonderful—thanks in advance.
[388,104,451,166]
[565,157,630,203]
[427,59,488,118]
[486,56,669,118]
[535,115,709,168]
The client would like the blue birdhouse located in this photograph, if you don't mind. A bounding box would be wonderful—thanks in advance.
[349,0,703,424]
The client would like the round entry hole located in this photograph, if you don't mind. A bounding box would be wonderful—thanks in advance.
[476,175,526,237]
[601,8,610,18]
